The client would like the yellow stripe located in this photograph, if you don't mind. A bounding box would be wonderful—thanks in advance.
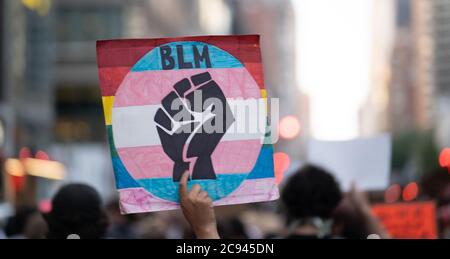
[261,89,268,113]
[102,96,114,125]
[261,89,267,98]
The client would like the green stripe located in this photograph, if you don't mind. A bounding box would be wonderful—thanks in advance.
[106,125,118,157]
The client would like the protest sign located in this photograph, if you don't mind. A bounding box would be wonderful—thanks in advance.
[372,202,438,239]
[96,35,278,213]
[307,134,391,191]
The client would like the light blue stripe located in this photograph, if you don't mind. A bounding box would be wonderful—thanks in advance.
[131,41,243,71]
[112,156,141,189]
[137,174,248,202]
[246,146,275,180]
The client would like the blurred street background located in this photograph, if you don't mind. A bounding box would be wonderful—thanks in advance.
[0,0,449,239]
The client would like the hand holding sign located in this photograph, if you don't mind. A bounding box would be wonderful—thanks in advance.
[179,171,219,239]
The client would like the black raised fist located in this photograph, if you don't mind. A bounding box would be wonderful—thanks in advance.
[154,72,235,182]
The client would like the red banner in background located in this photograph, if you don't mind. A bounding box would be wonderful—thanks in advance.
[372,201,438,239]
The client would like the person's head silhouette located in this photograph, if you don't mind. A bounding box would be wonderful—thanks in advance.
[44,183,108,239]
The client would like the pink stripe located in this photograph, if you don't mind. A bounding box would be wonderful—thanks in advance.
[214,178,279,206]
[113,68,261,107]
[118,178,279,214]
[117,139,261,179]
[119,188,178,214]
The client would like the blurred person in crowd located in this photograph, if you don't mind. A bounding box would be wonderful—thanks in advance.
[422,167,450,238]
[280,165,342,239]
[105,198,138,239]
[438,199,450,239]
[422,167,450,202]
[133,213,171,239]
[280,165,388,239]
[331,191,367,239]
[43,183,109,239]
[332,184,389,239]
[4,205,37,239]
[217,217,249,239]
[24,212,48,239]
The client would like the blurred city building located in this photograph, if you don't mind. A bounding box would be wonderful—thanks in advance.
[432,0,450,147]
[411,0,434,132]
[389,0,418,134]
[1,0,56,203]
[359,0,395,136]
[360,0,432,136]
[363,0,449,147]
[0,0,3,103]
[361,0,446,180]
[228,0,305,160]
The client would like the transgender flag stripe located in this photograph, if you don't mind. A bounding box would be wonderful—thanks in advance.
[112,98,267,148]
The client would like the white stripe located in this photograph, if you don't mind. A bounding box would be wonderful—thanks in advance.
[112,98,267,148]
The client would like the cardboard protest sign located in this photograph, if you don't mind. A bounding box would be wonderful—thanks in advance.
[307,134,391,191]
[372,202,438,239]
[96,35,278,213]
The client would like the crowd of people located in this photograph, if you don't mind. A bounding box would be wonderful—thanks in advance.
[1,164,449,239]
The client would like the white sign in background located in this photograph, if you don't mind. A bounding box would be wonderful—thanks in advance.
[307,134,392,191]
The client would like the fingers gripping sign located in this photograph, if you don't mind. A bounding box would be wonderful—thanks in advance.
[179,171,219,239]
[154,72,235,182]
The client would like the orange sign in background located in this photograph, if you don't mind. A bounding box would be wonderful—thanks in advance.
[372,201,438,239]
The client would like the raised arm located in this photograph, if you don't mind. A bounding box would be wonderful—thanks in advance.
[349,183,390,239]
[179,171,220,239]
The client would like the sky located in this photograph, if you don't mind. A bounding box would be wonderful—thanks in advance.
[292,0,374,140]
